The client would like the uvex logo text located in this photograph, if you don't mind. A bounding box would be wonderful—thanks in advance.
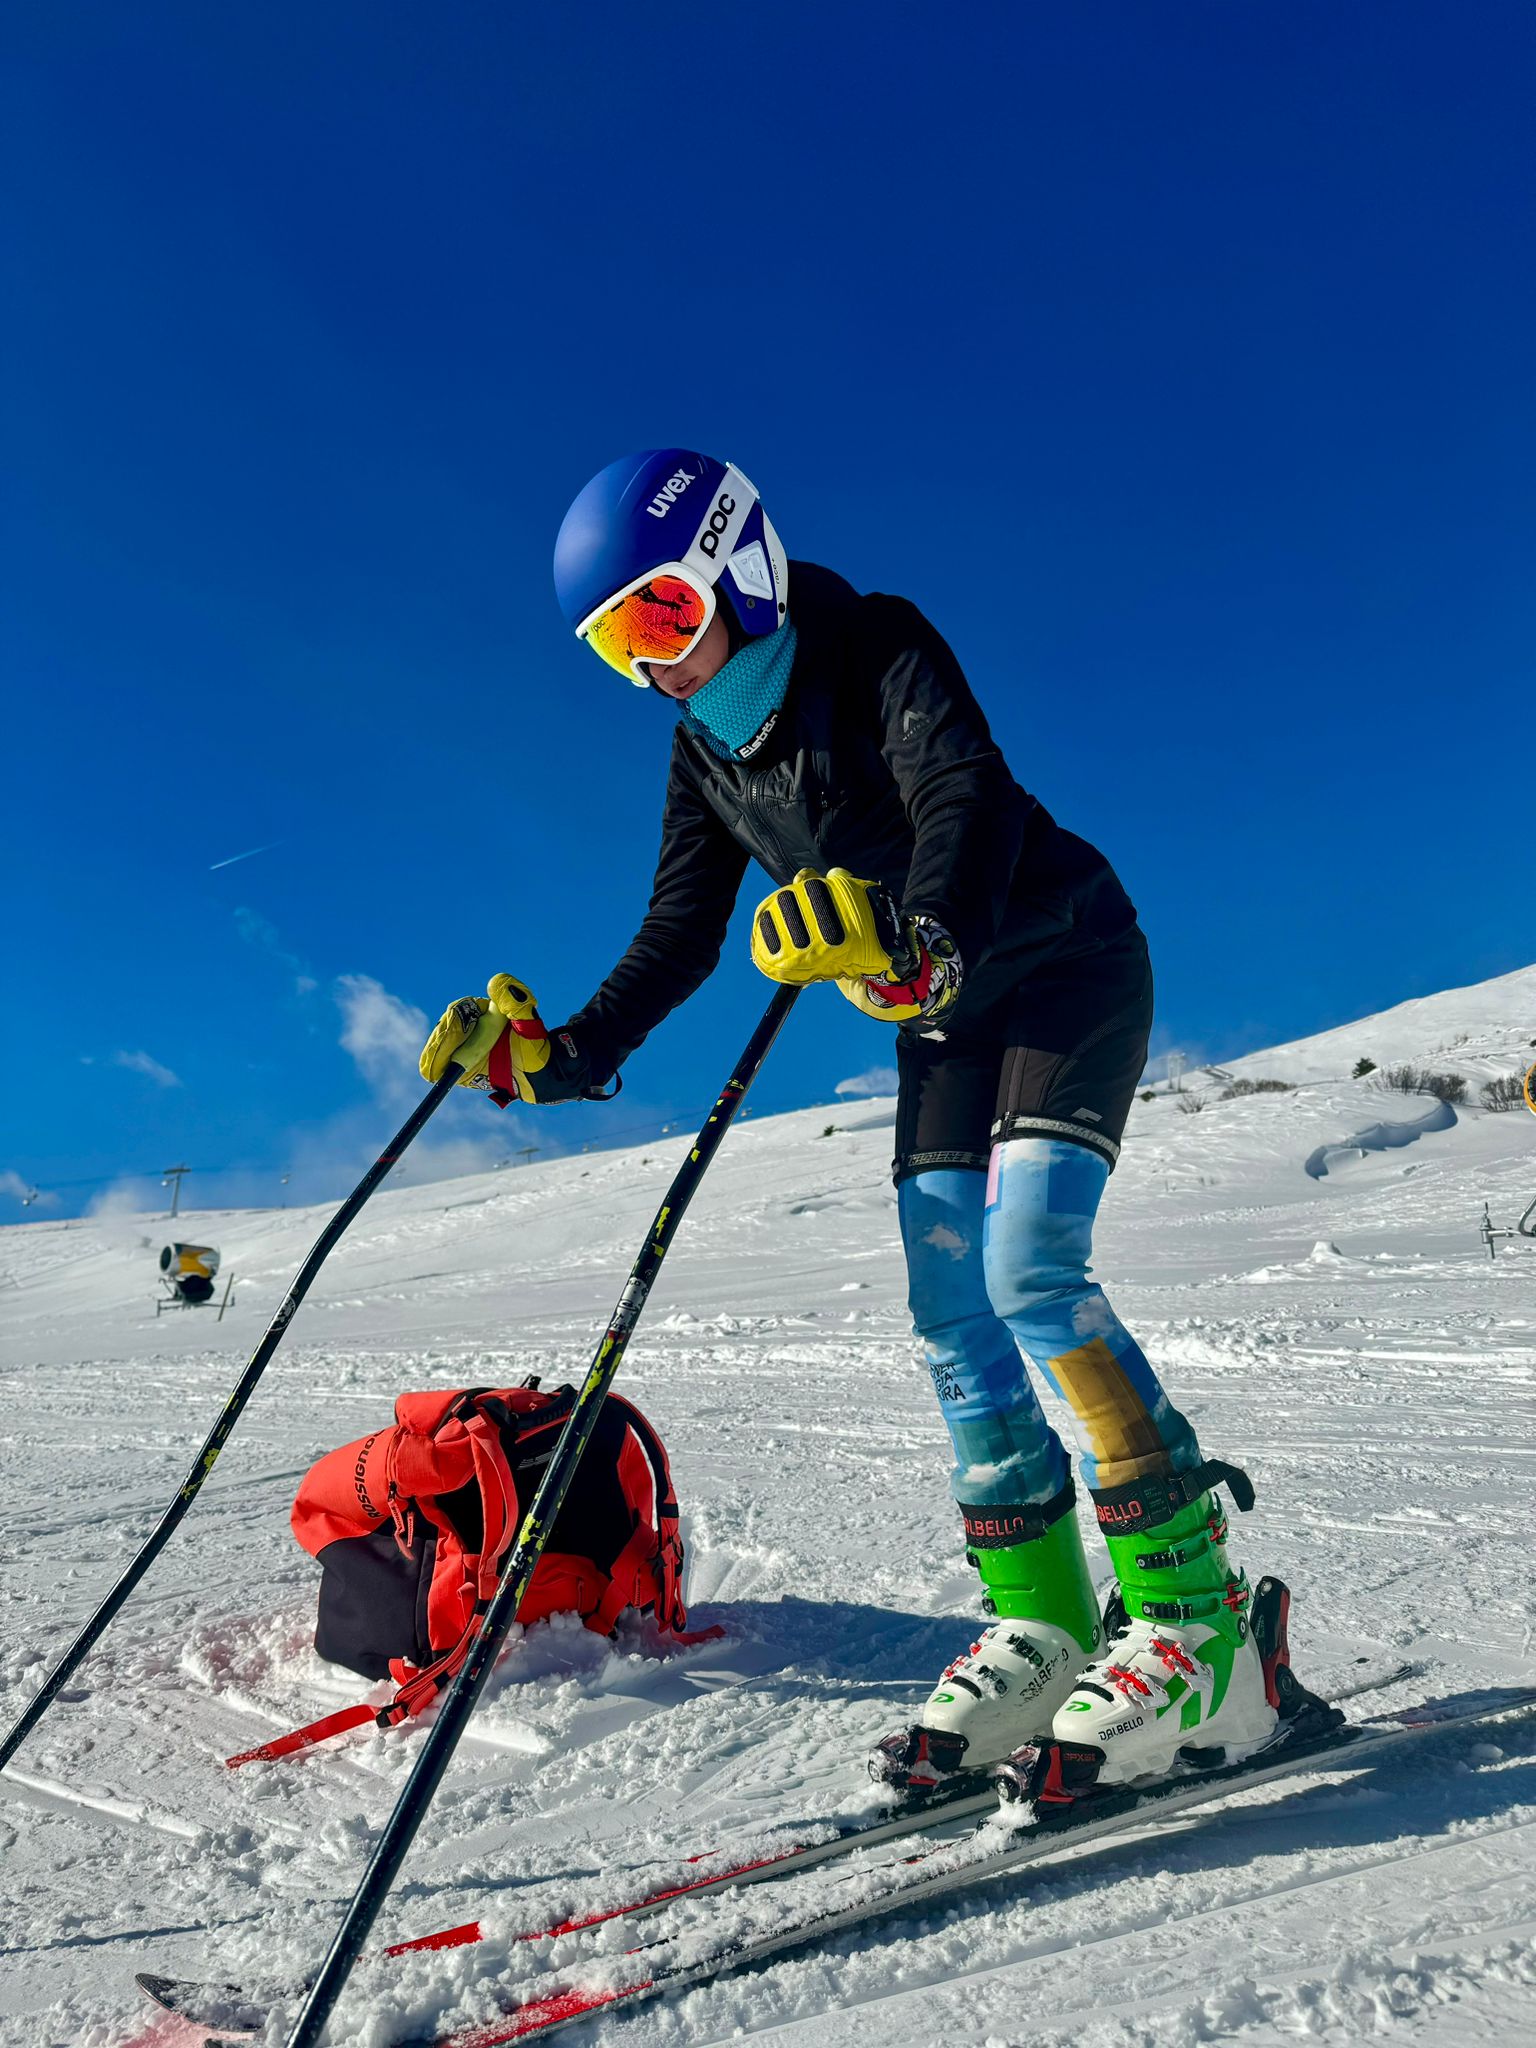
[645,468,695,518]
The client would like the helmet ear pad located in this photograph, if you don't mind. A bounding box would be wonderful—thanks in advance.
[648,504,785,695]
[715,504,789,643]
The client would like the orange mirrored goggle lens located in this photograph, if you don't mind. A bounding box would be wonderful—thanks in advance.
[583,574,710,677]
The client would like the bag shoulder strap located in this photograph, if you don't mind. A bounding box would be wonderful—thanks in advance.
[603,1394,679,1518]
[601,1394,687,1632]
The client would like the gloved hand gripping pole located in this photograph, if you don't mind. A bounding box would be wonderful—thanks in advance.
[283,984,799,2048]
[0,1067,466,1773]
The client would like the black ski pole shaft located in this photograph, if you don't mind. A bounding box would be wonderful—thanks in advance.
[283,984,799,2048]
[0,1070,464,1774]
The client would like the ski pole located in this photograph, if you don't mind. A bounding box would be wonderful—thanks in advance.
[283,983,799,2048]
[0,1070,465,1773]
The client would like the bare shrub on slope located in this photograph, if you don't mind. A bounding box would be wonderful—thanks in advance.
[1376,1064,1468,1105]
[1479,1073,1528,1111]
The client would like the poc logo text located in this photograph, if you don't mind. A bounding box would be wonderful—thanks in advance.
[697,491,737,557]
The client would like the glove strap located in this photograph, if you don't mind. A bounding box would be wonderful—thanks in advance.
[487,1026,540,1104]
[484,1044,624,1110]
[867,947,936,1011]
[864,915,964,1023]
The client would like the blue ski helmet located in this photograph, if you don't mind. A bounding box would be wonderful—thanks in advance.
[553,449,789,684]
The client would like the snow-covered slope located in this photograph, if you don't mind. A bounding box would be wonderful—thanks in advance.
[1208,961,1536,1090]
[2,968,1535,2048]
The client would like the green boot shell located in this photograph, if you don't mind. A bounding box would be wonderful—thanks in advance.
[972,1504,1102,1654]
[1101,1490,1252,1646]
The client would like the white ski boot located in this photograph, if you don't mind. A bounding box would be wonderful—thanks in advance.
[871,1492,1102,1792]
[1051,1468,1278,1785]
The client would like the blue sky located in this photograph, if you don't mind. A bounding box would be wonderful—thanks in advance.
[4,1,1533,1219]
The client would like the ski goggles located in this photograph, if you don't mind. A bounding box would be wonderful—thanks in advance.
[576,566,718,685]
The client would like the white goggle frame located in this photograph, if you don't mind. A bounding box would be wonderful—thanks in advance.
[575,562,718,687]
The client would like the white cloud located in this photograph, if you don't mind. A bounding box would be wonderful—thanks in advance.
[335,973,430,1105]
[111,1049,182,1087]
[834,1066,899,1098]
[314,972,522,1191]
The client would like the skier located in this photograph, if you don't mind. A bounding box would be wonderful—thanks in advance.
[418,449,1282,1794]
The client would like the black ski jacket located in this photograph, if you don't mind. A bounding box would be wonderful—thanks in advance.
[568,563,1138,1082]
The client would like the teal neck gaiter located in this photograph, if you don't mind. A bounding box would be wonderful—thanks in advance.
[681,618,797,762]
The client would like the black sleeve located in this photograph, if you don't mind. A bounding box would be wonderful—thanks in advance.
[564,739,749,1082]
[863,595,1032,969]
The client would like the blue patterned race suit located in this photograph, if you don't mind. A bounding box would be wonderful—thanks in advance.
[900,1138,1203,1512]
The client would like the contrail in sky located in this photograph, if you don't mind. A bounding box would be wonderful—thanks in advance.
[209,841,281,871]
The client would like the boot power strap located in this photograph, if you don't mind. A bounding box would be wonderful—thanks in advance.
[960,1478,1077,1552]
[1091,1458,1254,1535]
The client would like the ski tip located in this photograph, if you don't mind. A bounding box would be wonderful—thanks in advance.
[132,1971,267,2040]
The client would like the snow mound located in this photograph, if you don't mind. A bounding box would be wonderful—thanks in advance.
[1303,1097,1459,1179]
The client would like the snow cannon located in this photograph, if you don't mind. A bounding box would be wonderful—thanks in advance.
[158,1242,220,1306]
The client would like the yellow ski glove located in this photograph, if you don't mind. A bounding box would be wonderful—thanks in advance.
[750,869,905,984]
[750,869,964,1026]
[419,997,505,1086]
[837,975,915,1023]
[418,977,594,1105]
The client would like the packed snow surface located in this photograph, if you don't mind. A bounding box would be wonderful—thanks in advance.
[3,967,1535,2047]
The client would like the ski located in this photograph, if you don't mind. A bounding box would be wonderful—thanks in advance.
[129,1657,1422,2037]
[405,1683,1536,2047]
[131,1773,999,2037]
[128,1658,1444,2044]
